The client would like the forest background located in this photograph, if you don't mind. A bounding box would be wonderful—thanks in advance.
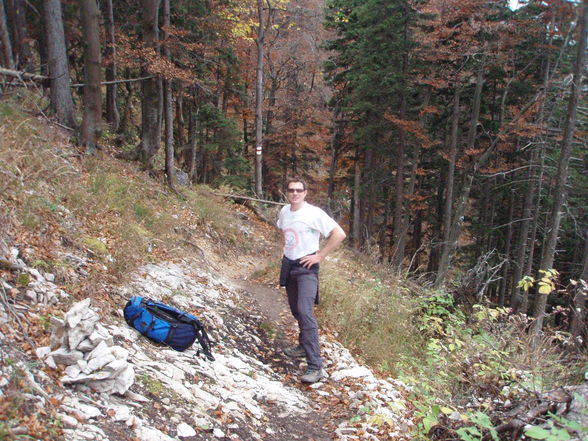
[0,0,587,439]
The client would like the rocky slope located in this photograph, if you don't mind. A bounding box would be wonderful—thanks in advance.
[0,238,415,441]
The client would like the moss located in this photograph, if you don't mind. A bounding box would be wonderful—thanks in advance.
[17,273,30,287]
[81,236,109,255]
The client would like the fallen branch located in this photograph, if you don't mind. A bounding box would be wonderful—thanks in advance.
[214,192,285,206]
[0,278,36,350]
[0,67,47,82]
[487,401,554,440]
[71,75,155,88]
[0,258,19,271]
[0,67,155,88]
[482,389,572,441]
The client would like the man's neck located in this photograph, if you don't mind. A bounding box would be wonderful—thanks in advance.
[290,201,305,211]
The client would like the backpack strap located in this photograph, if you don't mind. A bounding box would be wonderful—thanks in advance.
[142,315,156,336]
[164,323,177,346]
[192,322,214,361]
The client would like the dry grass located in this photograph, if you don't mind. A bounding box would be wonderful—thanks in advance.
[0,95,249,282]
[318,249,422,374]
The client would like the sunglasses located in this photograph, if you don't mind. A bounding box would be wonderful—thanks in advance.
[287,188,305,193]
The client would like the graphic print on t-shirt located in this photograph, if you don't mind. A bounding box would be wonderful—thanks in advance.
[283,227,299,252]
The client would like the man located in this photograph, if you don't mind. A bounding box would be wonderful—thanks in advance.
[277,178,346,383]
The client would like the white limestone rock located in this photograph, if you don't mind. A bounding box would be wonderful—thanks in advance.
[84,341,115,373]
[24,290,38,303]
[28,268,44,281]
[64,364,81,378]
[177,423,196,438]
[137,426,176,441]
[108,405,131,422]
[110,364,135,395]
[77,338,96,352]
[44,356,57,369]
[331,365,375,381]
[58,413,79,428]
[49,316,66,349]
[67,307,100,350]
[36,346,51,359]
[88,324,113,347]
[71,403,102,420]
[49,347,84,366]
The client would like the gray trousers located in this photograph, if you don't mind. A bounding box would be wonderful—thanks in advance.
[286,266,322,370]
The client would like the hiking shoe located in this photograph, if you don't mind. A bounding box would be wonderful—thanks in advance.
[284,345,306,358]
[300,368,325,384]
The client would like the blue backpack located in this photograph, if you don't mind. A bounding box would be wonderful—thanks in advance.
[123,296,214,360]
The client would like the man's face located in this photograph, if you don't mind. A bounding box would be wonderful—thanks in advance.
[286,182,307,205]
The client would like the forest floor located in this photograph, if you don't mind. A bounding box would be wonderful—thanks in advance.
[0,102,415,440]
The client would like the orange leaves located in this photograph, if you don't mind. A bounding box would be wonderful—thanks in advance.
[419,106,439,117]
[417,78,448,89]
[384,114,433,148]
[464,148,484,157]
[406,192,429,211]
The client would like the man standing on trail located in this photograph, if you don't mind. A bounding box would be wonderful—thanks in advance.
[277,177,346,383]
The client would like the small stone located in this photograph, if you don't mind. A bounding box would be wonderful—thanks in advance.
[77,339,96,353]
[177,423,196,437]
[49,347,84,366]
[68,403,101,421]
[36,346,51,359]
[112,405,131,422]
[213,428,225,438]
[28,268,44,281]
[44,356,57,369]
[64,364,81,378]
[124,390,150,402]
[58,413,78,428]
[24,290,37,303]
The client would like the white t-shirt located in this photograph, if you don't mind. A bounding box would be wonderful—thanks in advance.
[277,202,339,260]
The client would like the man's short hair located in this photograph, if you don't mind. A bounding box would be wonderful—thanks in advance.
[286,177,307,191]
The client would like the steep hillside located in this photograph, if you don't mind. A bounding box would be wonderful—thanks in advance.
[0,99,416,440]
[3,97,587,441]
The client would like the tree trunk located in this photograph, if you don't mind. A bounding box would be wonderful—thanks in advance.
[79,0,102,155]
[188,105,199,182]
[162,0,174,187]
[0,0,14,69]
[499,190,515,306]
[380,180,392,262]
[428,165,447,274]
[531,0,588,339]
[352,150,362,249]
[392,88,431,269]
[570,232,588,345]
[327,104,342,216]
[137,0,161,168]
[510,149,538,310]
[390,26,411,270]
[410,209,423,272]
[117,69,133,136]
[440,87,460,269]
[103,0,119,131]
[435,69,484,287]
[176,86,185,147]
[522,147,546,313]
[364,147,376,246]
[6,0,31,70]
[254,0,272,197]
[390,92,407,268]
[44,0,76,129]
